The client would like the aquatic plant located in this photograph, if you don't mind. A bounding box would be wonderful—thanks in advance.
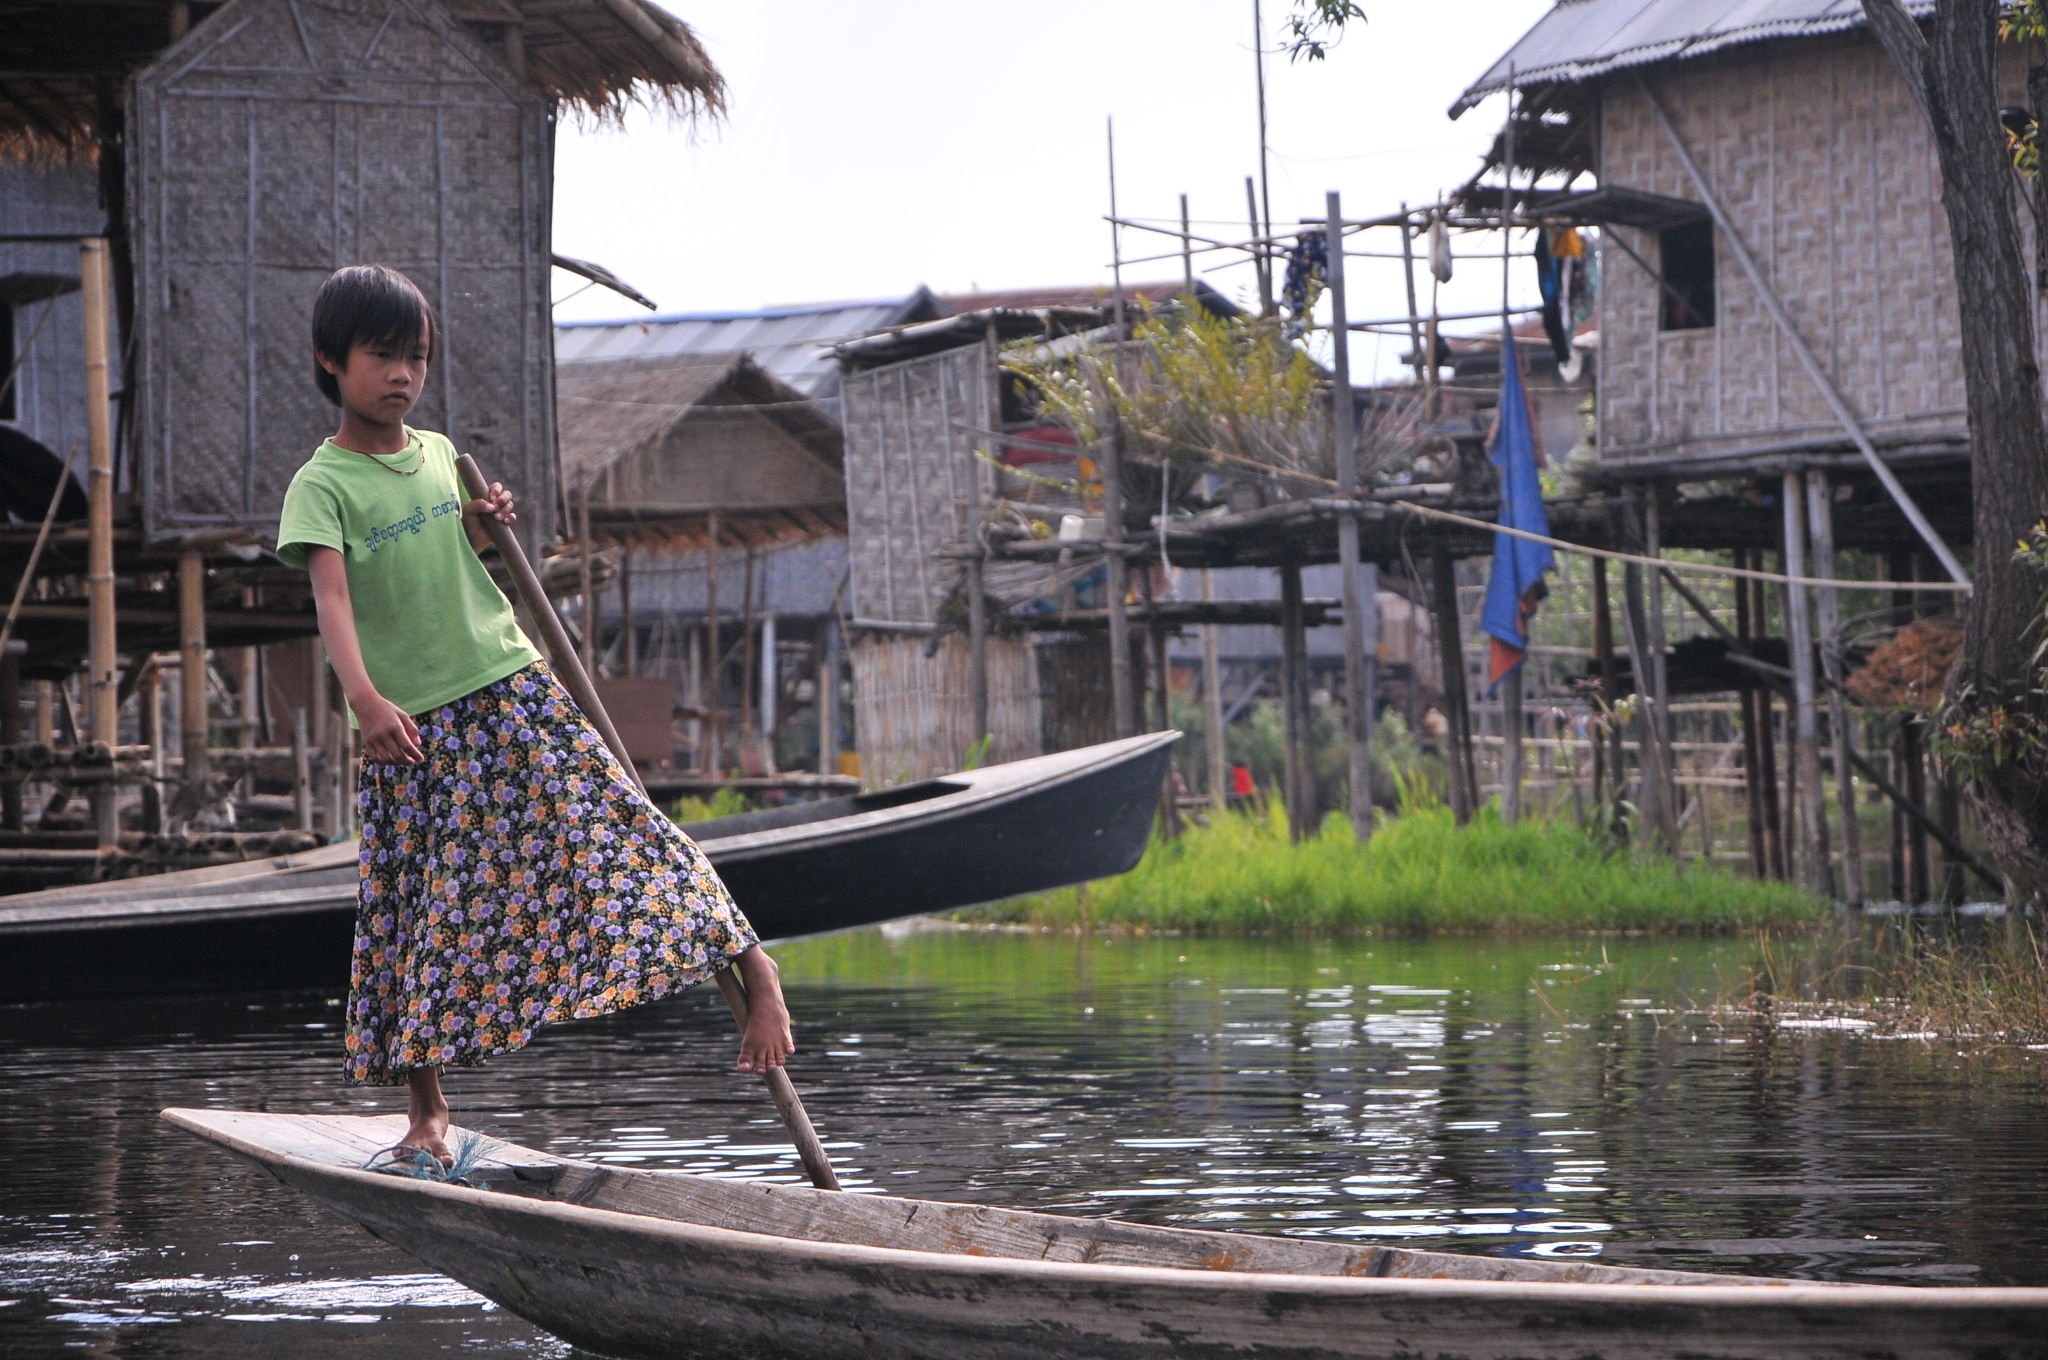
[965,801,1825,935]
[1731,917,2048,1047]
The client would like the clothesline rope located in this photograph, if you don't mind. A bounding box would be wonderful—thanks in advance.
[1380,497,1970,594]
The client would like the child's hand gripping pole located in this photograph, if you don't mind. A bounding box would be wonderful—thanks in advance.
[455,454,841,1193]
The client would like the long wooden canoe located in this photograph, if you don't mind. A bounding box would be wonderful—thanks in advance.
[163,1107,2048,1360]
[0,733,1177,1002]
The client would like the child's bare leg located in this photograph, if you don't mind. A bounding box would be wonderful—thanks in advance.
[403,1065,452,1166]
[733,945,794,1074]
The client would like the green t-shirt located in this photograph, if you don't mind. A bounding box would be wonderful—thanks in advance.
[277,428,540,721]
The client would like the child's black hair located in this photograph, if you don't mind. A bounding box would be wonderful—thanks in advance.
[311,265,438,406]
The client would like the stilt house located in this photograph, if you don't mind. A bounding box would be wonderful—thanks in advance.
[1457,0,1982,556]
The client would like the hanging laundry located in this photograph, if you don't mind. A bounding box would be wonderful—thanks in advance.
[1479,324,1554,694]
[1427,214,1453,284]
[1280,229,1327,338]
[1533,228,1573,365]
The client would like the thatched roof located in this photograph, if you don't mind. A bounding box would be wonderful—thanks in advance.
[0,0,723,162]
[556,352,845,554]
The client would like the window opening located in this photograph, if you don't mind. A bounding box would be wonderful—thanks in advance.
[1658,218,1715,331]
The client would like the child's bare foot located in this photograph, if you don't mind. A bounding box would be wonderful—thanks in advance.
[402,1066,453,1167]
[733,946,795,1074]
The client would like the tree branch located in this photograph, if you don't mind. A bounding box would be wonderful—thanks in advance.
[1862,0,1935,122]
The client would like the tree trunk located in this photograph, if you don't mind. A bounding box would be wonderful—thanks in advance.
[1864,0,2048,904]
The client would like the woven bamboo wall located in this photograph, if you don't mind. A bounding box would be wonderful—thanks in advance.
[1595,33,2036,468]
[851,634,1042,786]
[128,0,557,548]
[840,346,991,626]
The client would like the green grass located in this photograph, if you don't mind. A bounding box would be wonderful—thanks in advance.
[962,799,1827,934]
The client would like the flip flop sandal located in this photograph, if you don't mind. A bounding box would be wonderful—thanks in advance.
[362,1143,460,1182]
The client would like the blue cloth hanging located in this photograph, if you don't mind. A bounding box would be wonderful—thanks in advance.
[1479,325,1553,693]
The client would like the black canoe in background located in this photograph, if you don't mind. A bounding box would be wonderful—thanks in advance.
[0,733,1179,1003]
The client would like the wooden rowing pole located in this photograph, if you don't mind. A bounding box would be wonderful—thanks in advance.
[455,454,841,1192]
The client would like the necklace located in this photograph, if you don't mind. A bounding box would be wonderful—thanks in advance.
[341,429,426,476]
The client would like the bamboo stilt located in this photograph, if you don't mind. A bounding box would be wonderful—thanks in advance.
[578,490,596,674]
[1200,569,1227,810]
[1430,552,1475,824]
[1806,470,1863,906]
[1781,470,1833,897]
[705,512,721,776]
[81,238,118,848]
[178,549,209,803]
[1734,553,1767,878]
[1279,561,1309,840]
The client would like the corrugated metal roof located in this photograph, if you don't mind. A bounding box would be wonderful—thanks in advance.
[1452,0,1935,116]
[553,288,944,407]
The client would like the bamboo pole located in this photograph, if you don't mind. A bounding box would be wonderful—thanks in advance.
[1327,190,1373,843]
[292,707,312,833]
[1104,123,1136,739]
[1620,561,1680,852]
[1500,668,1523,824]
[578,489,596,675]
[705,511,721,776]
[1279,562,1308,839]
[740,538,757,738]
[1781,470,1833,896]
[619,540,635,677]
[1734,554,1768,879]
[455,454,837,1193]
[178,550,209,799]
[818,611,840,778]
[81,238,117,849]
[137,657,162,833]
[1591,557,1617,811]
[1751,561,1786,880]
[1430,552,1476,824]
[1806,470,1863,907]
[1,645,19,830]
[969,320,999,751]
[1200,569,1226,809]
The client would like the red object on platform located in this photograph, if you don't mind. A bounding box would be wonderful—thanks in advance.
[1230,764,1255,797]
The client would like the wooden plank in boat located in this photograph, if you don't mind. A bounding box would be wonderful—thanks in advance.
[545,1159,1769,1286]
[162,1109,558,1172]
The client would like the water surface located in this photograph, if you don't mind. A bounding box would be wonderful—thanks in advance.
[3,927,2044,1357]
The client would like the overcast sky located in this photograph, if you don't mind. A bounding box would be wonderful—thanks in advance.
[550,1,1553,380]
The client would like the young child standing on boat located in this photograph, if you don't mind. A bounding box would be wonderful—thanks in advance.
[278,265,793,1167]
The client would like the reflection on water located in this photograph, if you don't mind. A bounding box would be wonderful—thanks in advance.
[2,927,2045,1355]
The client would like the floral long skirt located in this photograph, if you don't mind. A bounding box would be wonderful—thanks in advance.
[342,662,757,1084]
